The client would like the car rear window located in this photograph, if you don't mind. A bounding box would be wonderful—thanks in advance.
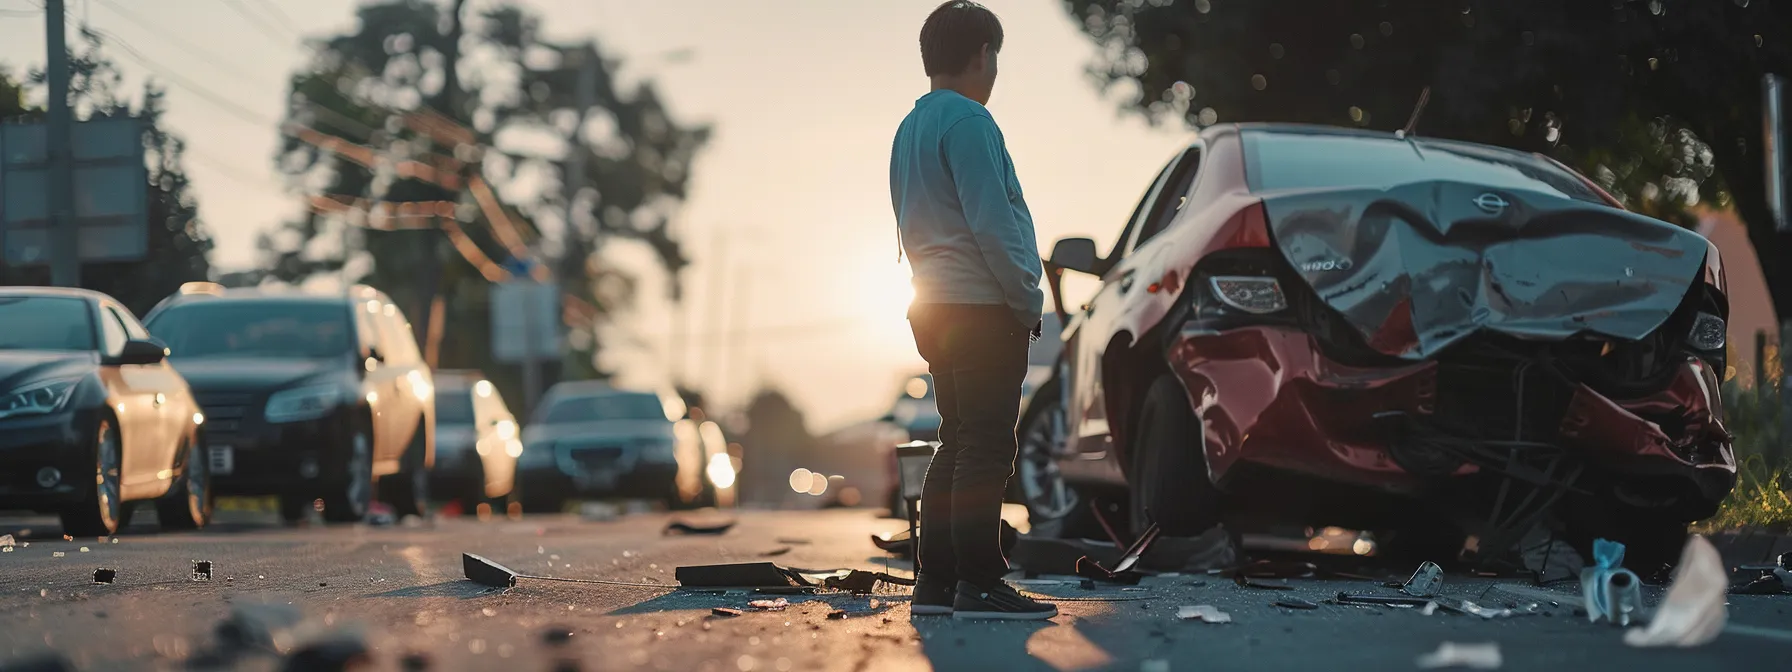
[0,296,94,351]
[147,301,354,359]
[541,393,667,424]
[1241,131,1605,204]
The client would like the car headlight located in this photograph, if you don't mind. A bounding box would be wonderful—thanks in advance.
[0,378,80,420]
[1209,276,1288,314]
[1687,312,1725,351]
[264,385,343,423]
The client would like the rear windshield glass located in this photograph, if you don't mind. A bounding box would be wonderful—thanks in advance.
[541,394,666,424]
[1242,131,1605,204]
[147,301,353,359]
[436,388,476,424]
[0,296,94,351]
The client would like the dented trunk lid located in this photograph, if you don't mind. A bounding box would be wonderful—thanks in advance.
[1261,180,1710,360]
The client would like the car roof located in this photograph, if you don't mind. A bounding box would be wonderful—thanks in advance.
[146,282,392,319]
[0,286,108,302]
[1216,122,1549,163]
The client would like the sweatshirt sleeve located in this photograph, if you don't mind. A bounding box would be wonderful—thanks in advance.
[941,115,1044,324]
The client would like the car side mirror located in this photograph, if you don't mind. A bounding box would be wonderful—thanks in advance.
[115,339,168,366]
[1048,237,1101,276]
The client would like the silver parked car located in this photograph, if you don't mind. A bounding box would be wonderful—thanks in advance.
[429,370,520,516]
[515,382,696,512]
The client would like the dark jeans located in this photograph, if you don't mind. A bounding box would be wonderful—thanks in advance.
[908,303,1031,587]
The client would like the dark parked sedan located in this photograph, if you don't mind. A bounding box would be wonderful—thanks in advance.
[0,288,211,536]
[516,382,690,511]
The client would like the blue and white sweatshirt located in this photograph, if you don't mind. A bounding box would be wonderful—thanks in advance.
[890,90,1044,329]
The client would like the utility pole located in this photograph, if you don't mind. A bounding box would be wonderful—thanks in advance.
[534,41,598,414]
[415,0,467,357]
[45,0,78,287]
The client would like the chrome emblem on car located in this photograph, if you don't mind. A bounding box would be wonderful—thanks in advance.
[1300,258,1353,272]
[1472,192,1509,214]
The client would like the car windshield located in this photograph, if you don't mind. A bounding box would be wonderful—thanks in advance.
[436,388,476,425]
[1242,131,1606,204]
[0,296,94,351]
[148,301,353,359]
[541,394,666,424]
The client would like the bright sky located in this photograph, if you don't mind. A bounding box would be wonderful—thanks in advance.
[0,0,1191,431]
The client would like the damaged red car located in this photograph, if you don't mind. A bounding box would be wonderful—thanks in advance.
[1019,124,1734,570]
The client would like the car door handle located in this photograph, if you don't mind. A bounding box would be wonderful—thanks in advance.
[153,393,165,408]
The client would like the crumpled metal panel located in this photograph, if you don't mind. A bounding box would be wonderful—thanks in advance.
[1265,181,1711,358]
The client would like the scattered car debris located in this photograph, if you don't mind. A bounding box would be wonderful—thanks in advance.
[870,529,913,557]
[1581,539,1642,626]
[760,547,792,558]
[1731,570,1786,595]
[675,562,808,589]
[664,519,736,536]
[52,551,64,558]
[92,569,115,584]
[747,598,789,611]
[711,607,743,618]
[1415,642,1502,670]
[1404,562,1444,597]
[1421,602,1441,616]
[461,553,675,590]
[193,561,213,582]
[0,534,12,546]
[1274,599,1319,610]
[1175,605,1232,623]
[826,609,848,619]
[1335,592,1432,608]
[1076,522,1160,585]
[1518,530,1584,585]
[1235,576,1294,591]
[1624,535,1726,648]
[821,569,914,594]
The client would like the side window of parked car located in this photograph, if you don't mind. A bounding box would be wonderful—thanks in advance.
[98,305,129,357]
[1109,155,1180,262]
[1128,147,1203,253]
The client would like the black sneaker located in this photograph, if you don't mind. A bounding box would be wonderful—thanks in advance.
[910,574,955,615]
[952,580,1058,620]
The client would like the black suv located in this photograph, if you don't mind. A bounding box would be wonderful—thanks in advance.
[144,283,435,523]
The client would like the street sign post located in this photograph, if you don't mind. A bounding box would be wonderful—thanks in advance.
[491,279,562,415]
[0,116,149,267]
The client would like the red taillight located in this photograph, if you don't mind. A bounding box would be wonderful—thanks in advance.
[1216,201,1272,251]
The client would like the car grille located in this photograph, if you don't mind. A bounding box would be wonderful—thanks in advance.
[568,446,625,471]
[195,392,255,436]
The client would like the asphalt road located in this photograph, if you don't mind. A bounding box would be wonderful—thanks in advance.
[1,506,1789,672]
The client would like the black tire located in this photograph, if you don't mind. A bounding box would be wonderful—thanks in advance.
[1128,374,1221,537]
[155,434,213,531]
[378,421,430,518]
[1012,376,1099,539]
[278,494,312,524]
[321,425,374,523]
[60,415,124,538]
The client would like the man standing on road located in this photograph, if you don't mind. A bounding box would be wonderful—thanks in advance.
[889,1,1054,621]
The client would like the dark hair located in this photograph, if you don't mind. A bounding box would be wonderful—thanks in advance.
[919,1,1004,77]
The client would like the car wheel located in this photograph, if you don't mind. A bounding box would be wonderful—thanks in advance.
[60,416,123,538]
[1128,374,1222,537]
[321,428,374,523]
[278,494,313,525]
[155,435,213,531]
[378,422,430,519]
[1013,377,1095,539]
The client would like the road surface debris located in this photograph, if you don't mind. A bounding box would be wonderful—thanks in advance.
[192,560,213,581]
[1624,535,1726,648]
[1415,642,1502,669]
[1403,561,1444,597]
[1176,605,1231,623]
[1582,539,1642,627]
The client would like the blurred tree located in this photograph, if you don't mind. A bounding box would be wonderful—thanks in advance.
[261,0,707,408]
[0,33,213,316]
[1065,0,1792,316]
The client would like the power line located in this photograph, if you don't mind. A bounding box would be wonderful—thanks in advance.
[90,0,264,85]
[219,0,295,44]
[83,26,276,126]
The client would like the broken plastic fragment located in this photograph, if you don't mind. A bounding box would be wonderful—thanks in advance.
[826,610,848,619]
[1403,561,1444,597]
[747,598,789,611]
[53,551,65,558]
[664,519,736,536]
[0,534,12,546]
[1415,642,1502,670]
[192,561,213,581]
[92,568,116,584]
[1274,599,1318,610]
[1176,605,1231,623]
[463,553,520,588]
[711,607,743,617]
[1581,539,1642,626]
[1624,535,1726,648]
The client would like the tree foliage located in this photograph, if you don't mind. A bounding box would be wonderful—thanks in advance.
[260,0,707,408]
[1066,0,1792,315]
[0,32,214,316]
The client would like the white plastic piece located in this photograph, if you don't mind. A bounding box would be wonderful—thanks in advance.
[1624,535,1727,648]
[1415,642,1502,669]
[1175,605,1232,623]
